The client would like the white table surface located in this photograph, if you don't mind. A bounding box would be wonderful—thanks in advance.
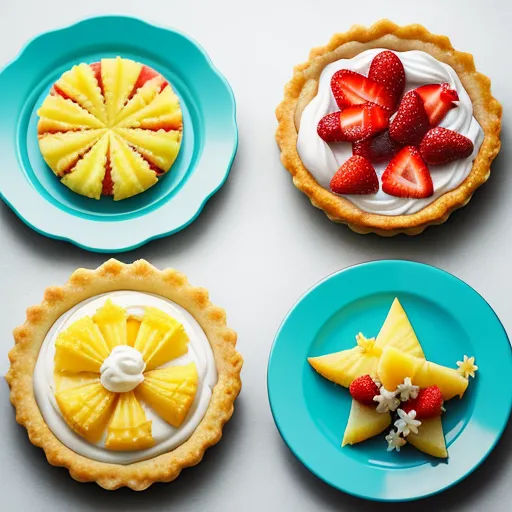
[0,0,511,510]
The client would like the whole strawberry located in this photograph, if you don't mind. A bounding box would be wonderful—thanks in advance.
[389,90,430,145]
[349,374,380,405]
[330,155,379,195]
[419,127,474,165]
[401,385,443,419]
[368,50,406,108]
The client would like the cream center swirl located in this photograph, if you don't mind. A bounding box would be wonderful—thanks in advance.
[100,345,146,393]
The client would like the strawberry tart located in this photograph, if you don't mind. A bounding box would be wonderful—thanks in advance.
[276,21,501,235]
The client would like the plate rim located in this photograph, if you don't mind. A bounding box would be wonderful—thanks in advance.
[0,15,238,253]
[267,259,512,502]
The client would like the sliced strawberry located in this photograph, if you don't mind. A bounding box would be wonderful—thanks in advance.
[317,112,344,142]
[402,386,443,419]
[349,375,380,405]
[415,83,459,126]
[368,51,405,107]
[353,130,403,163]
[389,90,430,145]
[330,155,379,195]
[419,127,474,165]
[382,146,433,198]
[330,70,395,110]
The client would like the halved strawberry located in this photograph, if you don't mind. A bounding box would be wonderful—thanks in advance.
[318,104,389,143]
[382,146,433,198]
[415,83,459,126]
[401,386,443,419]
[419,127,474,165]
[353,130,403,163]
[330,155,379,195]
[389,90,430,145]
[368,51,405,107]
[330,70,395,110]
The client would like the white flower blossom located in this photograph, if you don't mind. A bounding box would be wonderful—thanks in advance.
[374,387,400,413]
[394,409,422,437]
[396,377,419,402]
[457,355,478,379]
[385,429,407,452]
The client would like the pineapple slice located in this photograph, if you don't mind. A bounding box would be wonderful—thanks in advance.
[378,346,468,400]
[114,127,182,171]
[105,391,154,451]
[92,298,128,349]
[61,134,109,199]
[55,382,116,442]
[39,129,106,176]
[342,399,391,446]
[126,317,141,346]
[136,363,198,427]
[408,417,448,458]
[55,316,111,373]
[54,371,99,393]
[375,298,425,358]
[109,133,158,200]
[55,63,107,124]
[133,306,189,370]
[37,94,105,134]
[101,57,142,124]
[116,86,182,131]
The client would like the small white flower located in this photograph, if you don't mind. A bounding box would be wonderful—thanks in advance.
[385,429,407,452]
[394,409,422,437]
[396,377,419,402]
[457,355,478,379]
[374,387,400,413]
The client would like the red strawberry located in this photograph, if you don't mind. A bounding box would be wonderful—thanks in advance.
[318,104,389,143]
[401,386,443,419]
[330,155,379,195]
[349,375,380,405]
[382,146,433,199]
[331,70,395,110]
[419,127,474,165]
[389,90,430,145]
[353,130,403,163]
[415,83,459,126]
[368,51,405,107]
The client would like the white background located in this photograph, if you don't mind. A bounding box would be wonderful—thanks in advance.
[0,1,511,510]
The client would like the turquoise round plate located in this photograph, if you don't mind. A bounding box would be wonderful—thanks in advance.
[268,260,512,502]
[0,16,237,252]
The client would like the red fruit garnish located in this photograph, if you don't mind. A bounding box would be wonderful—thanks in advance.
[419,127,474,165]
[382,146,433,199]
[102,155,114,196]
[330,70,395,111]
[353,130,403,163]
[330,155,379,195]
[415,83,459,126]
[89,62,104,96]
[368,51,405,107]
[389,90,430,145]
[349,375,380,405]
[401,386,443,419]
[317,112,344,142]
[129,65,168,100]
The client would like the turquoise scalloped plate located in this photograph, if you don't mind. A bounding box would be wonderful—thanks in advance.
[268,261,512,502]
[0,16,237,252]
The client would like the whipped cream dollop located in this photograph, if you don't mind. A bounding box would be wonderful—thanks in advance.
[34,291,217,465]
[100,345,146,393]
[297,49,484,215]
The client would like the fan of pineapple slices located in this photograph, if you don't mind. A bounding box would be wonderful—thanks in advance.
[37,56,182,200]
[308,298,474,458]
[53,299,199,451]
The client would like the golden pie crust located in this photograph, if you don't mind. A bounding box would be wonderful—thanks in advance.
[5,259,243,490]
[276,20,502,236]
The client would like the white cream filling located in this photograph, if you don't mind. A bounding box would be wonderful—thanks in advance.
[296,49,484,215]
[33,291,218,465]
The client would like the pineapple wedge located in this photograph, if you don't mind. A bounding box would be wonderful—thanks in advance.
[378,346,468,400]
[342,399,391,446]
[126,317,142,346]
[408,417,448,458]
[55,316,110,373]
[55,382,116,443]
[92,298,128,349]
[105,391,154,451]
[136,363,198,428]
[133,307,189,370]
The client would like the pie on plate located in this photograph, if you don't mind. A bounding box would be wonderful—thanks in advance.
[6,259,242,490]
[276,20,502,235]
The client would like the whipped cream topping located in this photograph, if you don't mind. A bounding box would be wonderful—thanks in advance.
[100,345,146,393]
[297,49,484,215]
[33,291,218,465]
